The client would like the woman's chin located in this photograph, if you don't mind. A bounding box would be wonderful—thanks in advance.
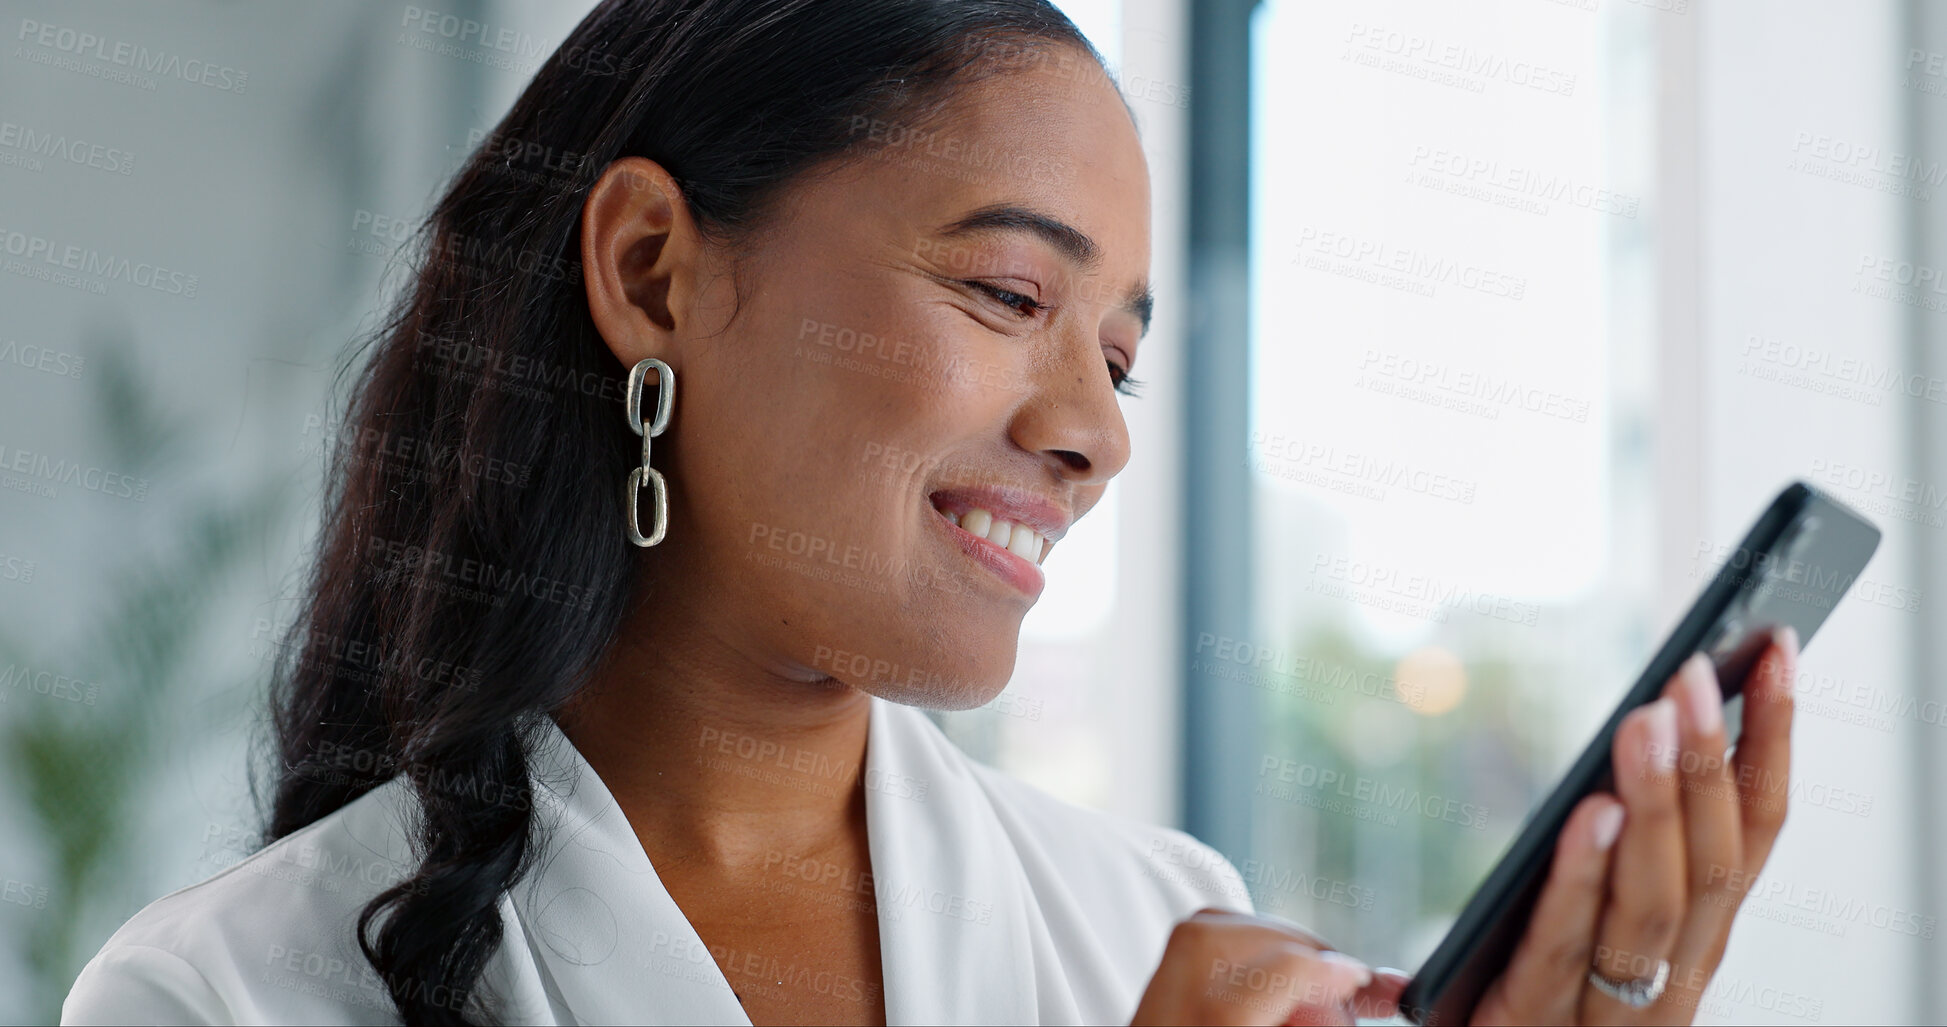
[858,663,1014,713]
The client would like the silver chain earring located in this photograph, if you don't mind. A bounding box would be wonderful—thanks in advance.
[623,357,674,547]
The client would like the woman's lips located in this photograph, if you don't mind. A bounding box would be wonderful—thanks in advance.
[934,503,1052,564]
[928,502,1046,598]
[927,487,1070,548]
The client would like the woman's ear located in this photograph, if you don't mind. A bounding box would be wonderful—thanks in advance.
[581,156,705,369]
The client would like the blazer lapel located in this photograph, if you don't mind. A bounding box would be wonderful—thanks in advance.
[509,719,752,1025]
[502,703,1081,1025]
[866,698,1083,1024]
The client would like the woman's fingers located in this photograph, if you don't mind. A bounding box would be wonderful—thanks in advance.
[1131,909,1374,1027]
[1347,969,1410,1023]
[1243,910,1339,954]
[1730,627,1799,870]
[1470,633,1802,1025]
[1583,697,1688,1024]
[1472,794,1624,1025]
[1654,629,1800,1017]
[1655,654,1743,1015]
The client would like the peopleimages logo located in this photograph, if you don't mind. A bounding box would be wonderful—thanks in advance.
[397,5,634,78]
[0,441,148,501]
[1405,144,1639,217]
[1790,131,1947,186]
[745,521,977,599]
[0,553,33,584]
[364,537,598,613]
[1249,430,1478,504]
[1342,23,1578,97]
[14,19,248,92]
[0,121,134,175]
[1292,225,1529,301]
[1257,755,1490,829]
[1355,348,1590,423]
[0,662,101,707]
[0,227,198,297]
[1738,333,1947,407]
[1308,552,1542,627]
[0,339,84,378]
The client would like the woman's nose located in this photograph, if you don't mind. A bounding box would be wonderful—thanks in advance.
[1007,341,1132,485]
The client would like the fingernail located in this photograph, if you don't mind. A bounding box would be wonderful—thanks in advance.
[1316,948,1374,987]
[1778,625,1800,660]
[1680,654,1722,735]
[1592,803,1625,851]
[1645,698,1678,770]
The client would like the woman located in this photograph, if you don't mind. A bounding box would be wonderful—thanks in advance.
[62,1,1802,1024]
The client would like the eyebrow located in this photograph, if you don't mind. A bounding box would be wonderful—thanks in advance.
[936,203,1154,339]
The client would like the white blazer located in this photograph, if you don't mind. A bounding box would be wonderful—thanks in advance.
[62,696,1254,1024]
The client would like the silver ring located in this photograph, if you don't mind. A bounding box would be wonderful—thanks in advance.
[1587,957,1669,1009]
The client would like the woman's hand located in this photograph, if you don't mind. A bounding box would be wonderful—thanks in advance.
[1473,626,1800,1025]
[1130,909,1412,1026]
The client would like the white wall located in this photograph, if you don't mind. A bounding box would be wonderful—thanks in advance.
[1684,1,1932,1022]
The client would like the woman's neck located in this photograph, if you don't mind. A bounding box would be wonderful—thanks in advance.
[554,592,874,873]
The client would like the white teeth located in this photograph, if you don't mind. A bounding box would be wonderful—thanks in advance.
[935,503,1051,566]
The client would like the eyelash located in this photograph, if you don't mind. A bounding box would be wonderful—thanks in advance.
[968,281,1044,318]
[967,281,1143,398]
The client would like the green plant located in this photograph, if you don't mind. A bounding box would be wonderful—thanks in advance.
[0,341,285,1022]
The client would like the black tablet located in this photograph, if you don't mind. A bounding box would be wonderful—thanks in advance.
[1397,481,1882,1025]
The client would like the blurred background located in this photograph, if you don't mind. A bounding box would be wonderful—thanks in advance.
[2,0,1942,1022]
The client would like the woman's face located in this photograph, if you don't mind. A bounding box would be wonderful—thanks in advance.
[591,44,1149,710]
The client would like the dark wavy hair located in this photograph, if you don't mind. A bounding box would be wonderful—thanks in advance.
[262,0,1108,1022]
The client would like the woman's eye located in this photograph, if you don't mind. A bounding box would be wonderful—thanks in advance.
[960,279,1138,397]
[968,281,1043,318]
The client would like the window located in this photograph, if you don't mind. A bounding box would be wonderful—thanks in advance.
[1238,0,1658,966]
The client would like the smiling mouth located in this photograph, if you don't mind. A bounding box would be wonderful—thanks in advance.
[928,500,1054,565]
